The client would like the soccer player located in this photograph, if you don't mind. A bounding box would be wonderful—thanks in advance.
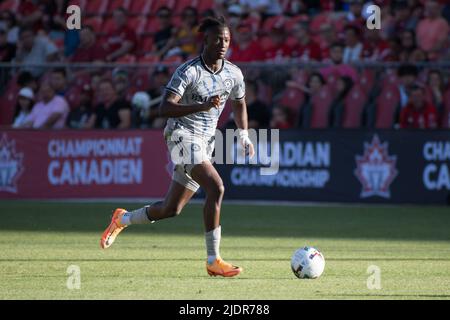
[100,16,255,277]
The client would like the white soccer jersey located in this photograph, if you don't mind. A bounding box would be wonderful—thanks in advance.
[164,55,245,138]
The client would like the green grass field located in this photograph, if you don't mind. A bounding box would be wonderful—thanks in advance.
[1,201,450,300]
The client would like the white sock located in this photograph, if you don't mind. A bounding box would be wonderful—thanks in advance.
[120,212,131,225]
[205,226,221,264]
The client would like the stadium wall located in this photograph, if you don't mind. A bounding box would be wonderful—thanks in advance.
[0,129,449,204]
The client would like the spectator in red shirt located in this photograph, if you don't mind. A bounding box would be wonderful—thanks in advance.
[290,22,321,62]
[229,23,264,62]
[263,23,292,61]
[416,0,449,60]
[320,42,358,83]
[317,23,338,61]
[104,7,137,62]
[70,26,106,62]
[270,106,294,129]
[362,28,390,61]
[400,84,439,129]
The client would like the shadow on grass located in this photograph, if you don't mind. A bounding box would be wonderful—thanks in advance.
[1,201,450,242]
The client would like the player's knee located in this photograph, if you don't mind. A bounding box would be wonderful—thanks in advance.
[207,183,225,200]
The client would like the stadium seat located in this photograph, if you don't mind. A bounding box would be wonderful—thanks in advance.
[131,70,151,91]
[102,17,116,34]
[197,0,215,13]
[310,85,335,128]
[84,17,103,31]
[150,0,176,15]
[381,70,399,89]
[0,0,19,11]
[341,85,367,128]
[359,68,376,95]
[174,0,198,14]
[129,16,147,36]
[107,0,131,14]
[374,85,400,128]
[441,89,450,128]
[85,0,109,16]
[68,0,86,11]
[129,0,152,15]
[278,87,306,124]
[0,77,19,125]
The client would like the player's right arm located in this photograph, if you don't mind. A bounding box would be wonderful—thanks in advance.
[158,90,220,118]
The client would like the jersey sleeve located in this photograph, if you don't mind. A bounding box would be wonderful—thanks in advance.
[165,66,193,98]
[230,68,245,100]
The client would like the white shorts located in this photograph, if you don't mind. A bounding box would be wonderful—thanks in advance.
[165,128,215,192]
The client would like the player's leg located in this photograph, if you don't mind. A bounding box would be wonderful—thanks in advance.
[100,179,195,249]
[190,161,242,277]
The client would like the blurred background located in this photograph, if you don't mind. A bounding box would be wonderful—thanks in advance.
[0,0,449,203]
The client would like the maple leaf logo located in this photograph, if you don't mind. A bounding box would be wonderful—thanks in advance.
[0,134,24,193]
[354,135,398,198]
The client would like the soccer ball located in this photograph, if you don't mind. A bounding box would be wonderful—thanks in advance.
[131,91,151,110]
[291,246,325,279]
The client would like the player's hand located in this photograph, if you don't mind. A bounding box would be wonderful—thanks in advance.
[239,129,255,159]
[202,95,220,111]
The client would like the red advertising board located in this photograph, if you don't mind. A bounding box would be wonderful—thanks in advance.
[0,130,172,199]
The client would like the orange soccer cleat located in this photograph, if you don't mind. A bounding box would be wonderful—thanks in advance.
[100,208,127,249]
[206,258,243,277]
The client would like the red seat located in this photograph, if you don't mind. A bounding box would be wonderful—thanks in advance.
[129,16,147,36]
[375,85,400,129]
[278,87,306,124]
[381,70,399,90]
[198,0,215,13]
[85,0,109,16]
[310,85,335,128]
[129,0,151,15]
[84,17,103,31]
[0,0,19,11]
[174,0,199,14]
[107,0,131,14]
[359,68,376,95]
[150,0,176,14]
[102,17,116,34]
[0,77,19,125]
[342,85,367,128]
[441,89,450,128]
[139,36,155,55]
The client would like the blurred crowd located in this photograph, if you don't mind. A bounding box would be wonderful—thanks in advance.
[1,0,450,130]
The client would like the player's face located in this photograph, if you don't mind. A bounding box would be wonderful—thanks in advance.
[206,27,231,60]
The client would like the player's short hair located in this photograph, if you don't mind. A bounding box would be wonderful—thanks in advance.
[198,16,228,33]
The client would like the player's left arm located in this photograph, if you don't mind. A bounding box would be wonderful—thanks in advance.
[232,98,255,158]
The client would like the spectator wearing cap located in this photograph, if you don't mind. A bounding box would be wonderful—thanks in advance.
[86,80,131,129]
[66,85,93,129]
[19,82,69,129]
[343,25,363,63]
[154,7,175,59]
[416,0,449,60]
[229,23,264,62]
[104,8,137,62]
[70,26,106,62]
[400,84,440,129]
[290,22,322,62]
[263,22,292,61]
[12,87,34,128]
[0,28,15,62]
